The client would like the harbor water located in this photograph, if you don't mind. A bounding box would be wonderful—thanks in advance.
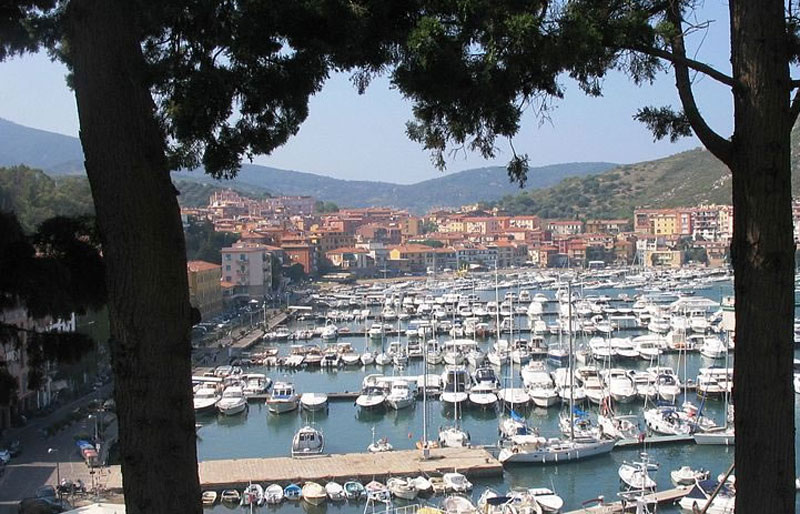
[197,279,800,512]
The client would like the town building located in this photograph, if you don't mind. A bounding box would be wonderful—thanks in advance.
[221,242,274,299]
[187,260,223,320]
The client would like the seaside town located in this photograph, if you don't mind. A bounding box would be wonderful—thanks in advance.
[2,2,798,514]
[3,185,782,514]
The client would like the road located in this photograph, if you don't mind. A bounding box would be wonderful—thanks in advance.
[0,385,113,513]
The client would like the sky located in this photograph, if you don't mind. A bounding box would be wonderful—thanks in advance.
[0,1,734,185]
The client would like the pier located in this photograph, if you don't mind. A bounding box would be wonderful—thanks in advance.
[562,486,691,513]
[97,447,502,492]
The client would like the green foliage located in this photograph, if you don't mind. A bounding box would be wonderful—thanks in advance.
[184,219,239,264]
[282,262,306,283]
[0,210,105,401]
[414,239,444,248]
[314,200,340,213]
[0,166,93,232]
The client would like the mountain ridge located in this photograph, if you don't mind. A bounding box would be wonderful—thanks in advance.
[0,117,615,212]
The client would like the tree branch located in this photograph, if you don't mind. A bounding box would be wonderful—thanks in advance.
[634,45,737,87]
[790,88,800,124]
[666,2,733,166]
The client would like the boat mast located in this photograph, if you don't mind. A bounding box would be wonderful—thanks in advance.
[569,281,575,442]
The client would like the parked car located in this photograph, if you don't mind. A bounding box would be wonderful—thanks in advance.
[0,449,11,464]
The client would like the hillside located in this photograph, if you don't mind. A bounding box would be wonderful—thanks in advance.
[0,166,260,231]
[495,125,800,219]
[0,118,614,212]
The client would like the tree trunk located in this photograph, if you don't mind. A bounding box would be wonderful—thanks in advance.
[64,1,201,513]
[730,0,796,511]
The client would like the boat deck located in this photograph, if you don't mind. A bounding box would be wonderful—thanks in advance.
[99,447,502,492]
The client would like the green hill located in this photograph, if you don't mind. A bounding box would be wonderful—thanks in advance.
[495,125,800,219]
[0,166,267,232]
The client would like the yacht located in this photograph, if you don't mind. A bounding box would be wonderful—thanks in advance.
[386,380,415,410]
[356,384,387,410]
[241,373,271,398]
[266,382,300,414]
[498,435,615,464]
[441,366,471,404]
[217,385,247,416]
[193,385,220,414]
[300,392,329,412]
[292,425,324,457]
[522,361,559,408]
[469,367,500,407]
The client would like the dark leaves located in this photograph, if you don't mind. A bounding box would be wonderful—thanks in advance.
[633,105,693,142]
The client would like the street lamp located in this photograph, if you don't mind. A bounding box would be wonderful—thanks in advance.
[48,448,60,500]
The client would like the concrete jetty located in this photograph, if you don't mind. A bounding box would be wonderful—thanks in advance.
[98,446,502,493]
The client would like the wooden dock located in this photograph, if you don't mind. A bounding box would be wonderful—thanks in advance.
[563,487,691,513]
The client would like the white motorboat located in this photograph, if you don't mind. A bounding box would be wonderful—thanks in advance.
[442,494,477,514]
[325,481,346,501]
[241,373,272,397]
[443,472,473,493]
[217,385,247,416]
[597,413,640,440]
[527,487,564,513]
[387,477,418,500]
[220,489,241,504]
[241,483,264,506]
[677,479,736,513]
[375,352,392,367]
[361,350,375,366]
[670,465,710,485]
[468,382,499,407]
[292,425,324,457]
[356,385,387,409]
[439,425,470,447]
[602,368,637,404]
[201,491,218,506]
[410,476,433,495]
[300,392,329,412]
[193,385,220,414]
[698,336,727,359]
[618,453,658,491]
[264,483,284,504]
[426,340,444,364]
[386,380,415,410]
[266,382,299,414]
[522,361,559,408]
[441,366,471,404]
[302,482,327,505]
[321,323,338,340]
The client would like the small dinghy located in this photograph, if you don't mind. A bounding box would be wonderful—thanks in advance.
[302,482,327,505]
[220,489,241,504]
[284,483,302,501]
[441,494,477,514]
[365,480,391,502]
[410,476,433,496]
[326,481,346,501]
[387,477,418,500]
[201,491,217,506]
[671,465,710,486]
[264,483,284,504]
[344,480,366,501]
[527,487,564,513]
[241,483,264,506]
[443,472,472,493]
[301,392,329,412]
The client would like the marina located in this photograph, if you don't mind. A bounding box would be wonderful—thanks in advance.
[182,267,800,513]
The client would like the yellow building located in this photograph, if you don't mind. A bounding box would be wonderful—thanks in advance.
[651,212,678,235]
[643,250,683,268]
[187,260,223,320]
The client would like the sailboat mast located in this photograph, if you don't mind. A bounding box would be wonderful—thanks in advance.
[569,281,575,441]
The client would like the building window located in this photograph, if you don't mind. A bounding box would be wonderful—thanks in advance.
[225,254,231,261]
[225,265,231,271]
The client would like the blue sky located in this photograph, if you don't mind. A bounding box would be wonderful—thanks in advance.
[0,1,733,184]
